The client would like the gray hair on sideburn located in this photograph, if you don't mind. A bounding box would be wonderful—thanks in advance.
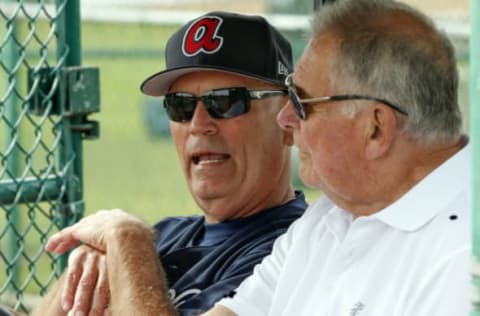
[311,0,463,145]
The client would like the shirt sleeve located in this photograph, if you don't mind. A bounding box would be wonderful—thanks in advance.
[217,217,301,316]
[404,246,471,316]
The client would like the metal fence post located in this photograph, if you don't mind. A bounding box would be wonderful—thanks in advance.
[3,2,20,291]
[54,0,85,271]
[1,1,99,309]
[471,0,480,314]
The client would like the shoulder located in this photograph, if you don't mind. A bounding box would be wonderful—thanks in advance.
[232,192,310,243]
[295,195,335,226]
[270,195,336,247]
[243,195,335,254]
[153,215,203,245]
[423,190,470,255]
[208,196,310,269]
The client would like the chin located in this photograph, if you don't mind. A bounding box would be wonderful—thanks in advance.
[192,186,226,201]
[299,172,321,189]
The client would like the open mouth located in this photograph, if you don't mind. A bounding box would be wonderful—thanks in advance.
[192,153,231,165]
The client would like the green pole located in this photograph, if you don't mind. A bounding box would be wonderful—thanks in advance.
[4,11,21,293]
[55,0,84,271]
[470,0,480,314]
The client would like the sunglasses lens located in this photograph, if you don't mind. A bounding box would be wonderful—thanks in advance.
[164,93,197,122]
[164,88,251,122]
[205,88,249,119]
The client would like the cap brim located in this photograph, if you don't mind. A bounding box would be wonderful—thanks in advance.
[140,66,283,96]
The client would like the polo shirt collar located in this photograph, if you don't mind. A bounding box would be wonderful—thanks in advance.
[372,142,470,232]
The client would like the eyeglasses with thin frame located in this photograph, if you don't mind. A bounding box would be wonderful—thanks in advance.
[164,87,287,122]
[284,73,408,120]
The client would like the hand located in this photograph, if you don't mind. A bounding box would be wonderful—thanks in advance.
[45,209,151,255]
[62,245,109,316]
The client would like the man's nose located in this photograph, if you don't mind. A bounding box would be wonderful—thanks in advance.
[277,99,300,130]
[189,101,218,135]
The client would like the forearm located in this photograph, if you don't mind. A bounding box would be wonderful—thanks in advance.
[30,274,66,316]
[106,226,176,315]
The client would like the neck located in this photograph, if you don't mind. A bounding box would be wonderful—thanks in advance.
[343,136,467,218]
[203,185,295,224]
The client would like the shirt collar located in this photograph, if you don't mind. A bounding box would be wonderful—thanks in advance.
[372,141,471,231]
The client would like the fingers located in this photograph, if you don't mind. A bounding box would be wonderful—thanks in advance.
[46,216,105,254]
[73,257,98,315]
[46,209,145,255]
[88,256,110,316]
[62,246,109,316]
[62,251,83,311]
[45,227,80,254]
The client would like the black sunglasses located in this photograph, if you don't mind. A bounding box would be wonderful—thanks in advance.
[164,87,287,122]
[285,74,408,120]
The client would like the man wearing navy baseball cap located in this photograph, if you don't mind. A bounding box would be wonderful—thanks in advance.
[141,11,292,96]
[30,11,307,316]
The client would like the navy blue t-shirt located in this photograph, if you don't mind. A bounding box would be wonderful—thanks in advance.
[153,191,307,316]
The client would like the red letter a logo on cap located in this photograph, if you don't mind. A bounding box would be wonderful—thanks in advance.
[182,16,224,57]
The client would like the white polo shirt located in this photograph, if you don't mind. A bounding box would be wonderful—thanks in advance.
[219,144,471,316]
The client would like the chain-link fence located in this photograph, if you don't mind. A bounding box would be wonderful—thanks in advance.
[0,0,98,312]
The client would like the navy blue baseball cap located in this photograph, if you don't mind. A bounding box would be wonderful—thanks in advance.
[141,11,293,96]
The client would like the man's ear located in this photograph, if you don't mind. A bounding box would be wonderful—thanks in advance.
[364,105,398,160]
